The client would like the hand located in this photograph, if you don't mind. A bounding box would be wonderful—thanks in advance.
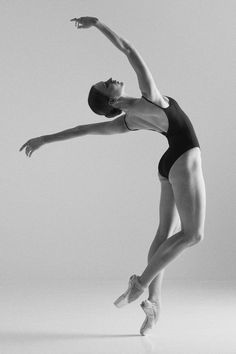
[70,16,98,29]
[19,136,45,157]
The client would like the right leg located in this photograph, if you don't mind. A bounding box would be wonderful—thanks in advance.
[139,173,180,335]
[147,172,180,304]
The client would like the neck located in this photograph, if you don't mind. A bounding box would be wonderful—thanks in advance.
[116,95,139,112]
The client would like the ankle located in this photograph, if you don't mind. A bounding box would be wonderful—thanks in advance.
[147,298,161,306]
[137,276,148,289]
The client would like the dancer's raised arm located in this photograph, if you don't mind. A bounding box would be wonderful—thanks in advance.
[71,16,130,54]
[71,16,163,101]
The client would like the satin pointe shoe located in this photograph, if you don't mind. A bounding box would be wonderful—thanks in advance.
[113,274,145,308]
[140,299,161,336]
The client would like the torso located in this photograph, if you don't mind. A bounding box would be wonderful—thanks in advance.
[125,96,170,133]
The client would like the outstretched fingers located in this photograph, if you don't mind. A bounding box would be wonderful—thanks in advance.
[19,142,28,151]
[70,18,82,28]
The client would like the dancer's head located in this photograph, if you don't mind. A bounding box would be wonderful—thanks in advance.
[88,78,125,118]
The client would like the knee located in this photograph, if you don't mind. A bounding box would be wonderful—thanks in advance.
[184,229,204,246]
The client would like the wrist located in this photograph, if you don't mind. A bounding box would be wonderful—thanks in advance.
[41,135,50,143]
[94,18,101,28]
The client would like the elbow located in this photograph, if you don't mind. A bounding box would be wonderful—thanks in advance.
[121,38,132,55]
[71,124,88,137]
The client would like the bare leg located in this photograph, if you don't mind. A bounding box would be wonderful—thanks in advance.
[147,237,166,304]
[146,226,180,303]
[143,148,205,297]
[139,237,166,336]
[139,230,197,288]
[148,271,164,303]
[147,172,180,304]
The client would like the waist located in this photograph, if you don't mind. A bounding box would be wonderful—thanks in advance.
[166,132,200,149]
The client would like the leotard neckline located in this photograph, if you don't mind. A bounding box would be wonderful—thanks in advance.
[142,95,171,110]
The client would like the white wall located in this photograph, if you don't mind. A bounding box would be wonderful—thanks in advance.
[1,0,235,283]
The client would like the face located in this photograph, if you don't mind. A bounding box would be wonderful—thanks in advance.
[94,78,125,99]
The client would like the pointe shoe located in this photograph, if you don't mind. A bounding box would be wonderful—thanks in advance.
[113,274,145,308]
[140,299,161,336]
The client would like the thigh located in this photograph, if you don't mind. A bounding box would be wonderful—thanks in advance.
[169,163,206,237]
[148,173,180,258]
[156,173,180,238]
[148,173,180,256]
[158,173,180,235]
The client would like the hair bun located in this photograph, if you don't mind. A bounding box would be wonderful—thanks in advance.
[105,108,122,118]
[88,85,122,118]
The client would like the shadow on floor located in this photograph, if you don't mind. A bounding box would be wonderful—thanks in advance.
[0,330,141,342]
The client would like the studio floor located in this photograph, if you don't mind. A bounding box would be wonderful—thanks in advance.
[0,278,235,354]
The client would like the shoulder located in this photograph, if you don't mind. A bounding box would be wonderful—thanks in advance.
[111,114,130,133]
[143,91,170,108]
[141,84,167,104]
[163,96,170,106]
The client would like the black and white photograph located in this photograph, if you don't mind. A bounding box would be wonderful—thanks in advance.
[1,0,235,353]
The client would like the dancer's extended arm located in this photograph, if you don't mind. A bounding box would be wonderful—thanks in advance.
[43,116,128,142]
[19,115,128,157]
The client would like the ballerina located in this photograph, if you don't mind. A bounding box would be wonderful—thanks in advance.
[19,16,206,336]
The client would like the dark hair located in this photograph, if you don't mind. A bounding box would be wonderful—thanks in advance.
[88,86,122,118]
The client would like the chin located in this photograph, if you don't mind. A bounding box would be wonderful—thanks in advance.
[120,85,125,95]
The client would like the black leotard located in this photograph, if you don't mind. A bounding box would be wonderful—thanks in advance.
[123,95,200,180]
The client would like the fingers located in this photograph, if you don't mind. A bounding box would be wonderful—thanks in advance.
[70,17,82,22]
[19,142,28,151]
[70,17,80,24]
[76,21,82,29]
[70,17,84,29]
[19,142,33,157]
[25,145,32,157]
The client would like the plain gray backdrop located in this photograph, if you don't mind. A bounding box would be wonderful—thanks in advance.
[1,0,235,283]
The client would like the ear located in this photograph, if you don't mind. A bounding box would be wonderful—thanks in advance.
[108,97,119,108]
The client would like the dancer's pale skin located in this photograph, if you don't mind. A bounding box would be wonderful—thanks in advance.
[19,17,206,306]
